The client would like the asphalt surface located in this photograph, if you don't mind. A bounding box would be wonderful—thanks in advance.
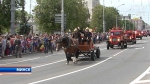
[0,37,150,84]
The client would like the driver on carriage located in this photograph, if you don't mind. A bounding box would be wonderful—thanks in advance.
[72,27,85,44]
[82,27,92,45]
[72,28,81,45]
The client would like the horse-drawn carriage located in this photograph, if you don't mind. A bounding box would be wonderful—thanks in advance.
[56,28,101,64]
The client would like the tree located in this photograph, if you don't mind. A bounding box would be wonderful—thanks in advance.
[120,20,134,30]
[33,0,89,33]
[0,0,11,33]
[16,0,31,35]
[0,0,29,34]
[90,5,120,32]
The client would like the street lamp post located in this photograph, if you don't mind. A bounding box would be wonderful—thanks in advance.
[61,0,64,36]
[125,16,126,30]
[10,0,15,35]
[116,4,125,28]
[124,9,131,30]
[102,0,105,33]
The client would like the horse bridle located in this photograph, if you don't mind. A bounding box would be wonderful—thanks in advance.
[60,36,71,50]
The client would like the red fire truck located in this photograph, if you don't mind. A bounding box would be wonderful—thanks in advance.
[135,30,143,39]
[124,30,136,44]
[141,30,148,37]
[107,28,127,50]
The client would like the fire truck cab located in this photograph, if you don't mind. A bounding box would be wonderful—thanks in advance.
[141,30,148,37]
[135,30,143,39]
[107,28,127,50]
[124,30,136,44]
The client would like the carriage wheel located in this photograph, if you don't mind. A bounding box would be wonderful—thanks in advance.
[96,49,100,58]
[91,51,95,61]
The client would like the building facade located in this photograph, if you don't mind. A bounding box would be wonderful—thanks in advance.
[120,14,144,30]
[130,18,144,30]
[83,0,100,20]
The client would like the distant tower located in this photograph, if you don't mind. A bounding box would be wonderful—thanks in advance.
[140,16,142,19]
[84,0,100,20]
[128,14,131,19]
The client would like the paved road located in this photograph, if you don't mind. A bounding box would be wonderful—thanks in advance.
[0,37,150,84]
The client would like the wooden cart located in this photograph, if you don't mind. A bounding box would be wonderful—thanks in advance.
[78,42,101,61]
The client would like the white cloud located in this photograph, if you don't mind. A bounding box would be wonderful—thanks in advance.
[25,0,37,14]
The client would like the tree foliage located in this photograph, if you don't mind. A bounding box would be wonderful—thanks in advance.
[0,0,30,34]
[16,0,31,35]
[120,20,134,30]
[0,0,11,33]
[33,0,90,33]
[90,5,121,32]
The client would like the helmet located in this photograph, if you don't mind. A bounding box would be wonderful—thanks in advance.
[85,27,89,31]
[74,28,77,32]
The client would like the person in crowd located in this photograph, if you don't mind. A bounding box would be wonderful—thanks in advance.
[48,35,53,54]
[10,35,15,55]
[0,37,2,58]
[2,36,6,57]
[33,38,37,52]
[14,35,22,58]
[44,35,49,54]
[6,37,11,56]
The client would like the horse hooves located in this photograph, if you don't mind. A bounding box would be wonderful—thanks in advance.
[73,61,77,64]
[66,61,69,65]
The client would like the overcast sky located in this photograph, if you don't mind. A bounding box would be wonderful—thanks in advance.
[25,0,150,24]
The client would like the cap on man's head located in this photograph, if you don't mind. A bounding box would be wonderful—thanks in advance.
[74,28,77,31]
[85,27,89,30]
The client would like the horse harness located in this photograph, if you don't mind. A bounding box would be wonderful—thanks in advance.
[63,37,78,50]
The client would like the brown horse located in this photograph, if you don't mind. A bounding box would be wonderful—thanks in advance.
[56,35,79,64]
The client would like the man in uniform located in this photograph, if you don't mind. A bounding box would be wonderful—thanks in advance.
[82,28,92,44]
[72,28,80,45]
[72,28,79,38]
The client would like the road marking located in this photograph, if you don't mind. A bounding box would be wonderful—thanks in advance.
[32,59,66,69]
[135,80,150,84]
[97,44,105,46]
[100,48,106,50]
[130,66,150,84]
[45,53,64,57]
[28,49,127,84]
[147,72,150,74]
[0,57,41,66]
[142,41,148,43]
[135,47,144,49]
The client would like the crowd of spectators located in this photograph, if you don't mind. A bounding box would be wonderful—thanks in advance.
[0,32,107,58]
